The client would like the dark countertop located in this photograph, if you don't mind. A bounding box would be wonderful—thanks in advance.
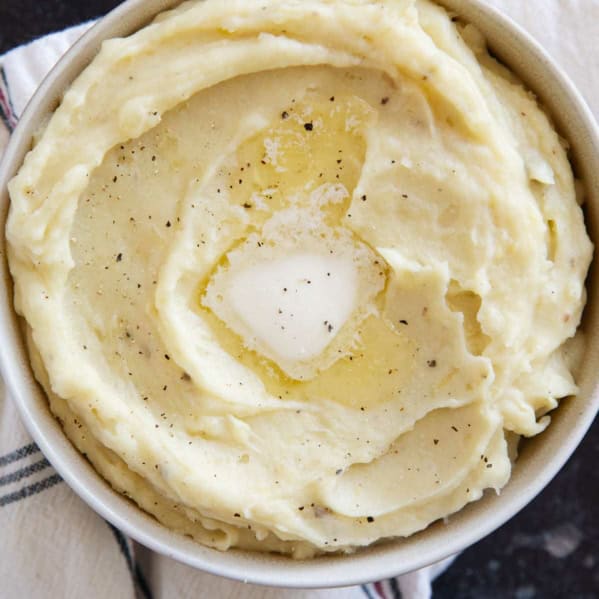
[1,1,597,597]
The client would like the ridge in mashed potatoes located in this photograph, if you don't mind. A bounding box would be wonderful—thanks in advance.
[6,0,592,558]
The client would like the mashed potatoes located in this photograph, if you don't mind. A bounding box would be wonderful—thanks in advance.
[6,0,592,557]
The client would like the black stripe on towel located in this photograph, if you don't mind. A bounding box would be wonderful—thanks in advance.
[0,457,50,487]
[0,442,40,467]
[0,65,17,132]
[0,472,62,507]
[0,106,12,133]
[361,585,377,599]
[108,523,153,599]
[389,577,403,599]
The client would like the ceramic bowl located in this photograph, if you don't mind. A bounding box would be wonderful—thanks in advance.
[0,0,597,588]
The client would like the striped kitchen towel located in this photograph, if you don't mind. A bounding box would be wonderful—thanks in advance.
[1,1,597,597]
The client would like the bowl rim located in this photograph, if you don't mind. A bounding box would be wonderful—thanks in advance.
[0,0,598,589]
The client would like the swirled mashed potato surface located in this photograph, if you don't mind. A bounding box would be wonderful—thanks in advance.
[7,0,592,557]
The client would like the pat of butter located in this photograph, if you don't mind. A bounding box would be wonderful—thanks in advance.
[222,252,357,363]
[203,202,386,380]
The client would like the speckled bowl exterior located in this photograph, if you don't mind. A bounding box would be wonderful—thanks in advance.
[0,0,597,588]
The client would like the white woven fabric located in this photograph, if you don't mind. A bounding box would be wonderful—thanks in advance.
[0,2,596,597]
